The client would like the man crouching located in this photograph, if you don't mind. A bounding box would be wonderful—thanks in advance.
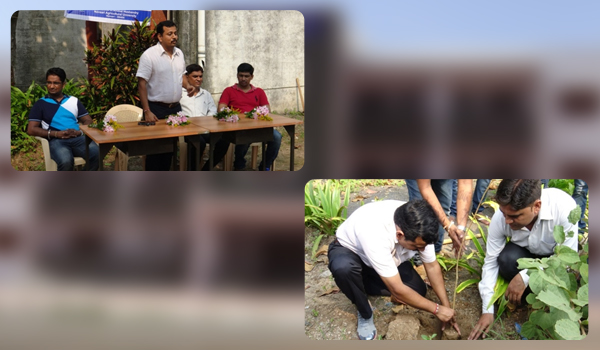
[328,199,460,340]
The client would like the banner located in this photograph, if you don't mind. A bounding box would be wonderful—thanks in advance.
[64,10,151,25]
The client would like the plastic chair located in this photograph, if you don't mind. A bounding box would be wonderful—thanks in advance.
[34,136,86,171]
[106,104,143,170]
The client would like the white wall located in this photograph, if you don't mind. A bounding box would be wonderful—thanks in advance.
[204,11,305,113]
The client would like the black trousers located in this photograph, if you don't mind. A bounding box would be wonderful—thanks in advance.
[497,241,552,303]
[145,102,181,171]
[328,240,427,319]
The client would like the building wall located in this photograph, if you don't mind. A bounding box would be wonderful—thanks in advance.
[204,11,305,113]
[13,11,88,91]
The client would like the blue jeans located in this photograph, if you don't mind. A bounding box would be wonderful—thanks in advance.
[572,179,588,234]
[451,179,491,216]
[234,129,282,170]
[405,179,452,253]
[49,134,99,171]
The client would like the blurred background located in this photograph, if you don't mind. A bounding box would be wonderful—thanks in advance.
[2,1,599,349]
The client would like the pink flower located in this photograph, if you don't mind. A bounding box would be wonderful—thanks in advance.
[103,125,115,133]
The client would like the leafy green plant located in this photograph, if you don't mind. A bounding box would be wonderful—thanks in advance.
[421,333,437,340]
[517,207,587,340]
[547,179,574,195]
[305,180,351,258]
[82,18,155,118]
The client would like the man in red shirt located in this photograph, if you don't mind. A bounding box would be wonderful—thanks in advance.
[211,63,282,171]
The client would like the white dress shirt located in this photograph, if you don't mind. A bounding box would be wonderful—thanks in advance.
[136,44,186,104]
[179,87,217,117]
[336,200,436,278]
[479,188,578,314]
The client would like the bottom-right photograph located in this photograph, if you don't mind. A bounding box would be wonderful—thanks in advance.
[305,179,588,340]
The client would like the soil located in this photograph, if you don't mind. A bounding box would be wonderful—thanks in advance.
[304,183,528,340]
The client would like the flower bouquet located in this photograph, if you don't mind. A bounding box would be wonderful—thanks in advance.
[245,105,272,121]
[214,106,241,123]
[89,114,123,132]
[166,111,190,126]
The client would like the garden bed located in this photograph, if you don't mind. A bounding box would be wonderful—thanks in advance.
[304,183,528,340]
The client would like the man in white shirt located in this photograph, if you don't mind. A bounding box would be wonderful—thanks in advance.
[328,199,460,340]
[179,63,218,170]
[468,179,578,340]
[136,20,195,170]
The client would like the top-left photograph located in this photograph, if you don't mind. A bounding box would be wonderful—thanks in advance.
[11,10,304,171]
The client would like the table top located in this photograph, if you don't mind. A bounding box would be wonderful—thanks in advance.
[82,120,209,144]
[188,114,303,132]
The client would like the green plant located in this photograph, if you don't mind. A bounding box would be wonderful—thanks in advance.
[82,18,155,118]
[517,207,587,340]
[421,333,437,340]
[305,180,351,258]
[312,309,319,317]
[547,179,574,195]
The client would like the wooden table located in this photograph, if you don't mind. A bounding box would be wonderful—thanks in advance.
[189,114,303,171]
[82,120,209,171]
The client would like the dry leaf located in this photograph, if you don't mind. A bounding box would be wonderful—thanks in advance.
[315,244,329,257]
[365,188,377,194]
[352,195,366,202]
[392,305,405,313]
[305,261,314,272]
[319,287,340,297]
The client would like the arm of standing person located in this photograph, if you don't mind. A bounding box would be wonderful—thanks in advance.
[448,179,474,256]
[423,259,461,335]
[137,78,158,122]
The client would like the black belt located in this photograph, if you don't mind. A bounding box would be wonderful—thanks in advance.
[149,101,180,108]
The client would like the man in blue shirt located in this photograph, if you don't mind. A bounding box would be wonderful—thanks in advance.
[27,67,99,170]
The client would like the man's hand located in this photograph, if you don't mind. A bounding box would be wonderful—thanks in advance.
[505,273,526,305]
[447,225,465,257]
[186,85,197,97]
[144,111,159,122]
[435,304,455,323]
[442,315,461,336]
[468,313,493,340]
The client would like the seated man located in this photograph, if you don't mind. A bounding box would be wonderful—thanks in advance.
[179,63,222,170]
[210,63,282,171]
[468,179,578,340]
[27,67,99,170]
[328,199,460,340]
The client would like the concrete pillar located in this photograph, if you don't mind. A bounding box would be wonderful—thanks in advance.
[172,11,198,67]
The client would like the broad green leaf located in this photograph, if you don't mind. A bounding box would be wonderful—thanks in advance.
[554,319,585,340]
[519,321,540,340]
[530,310,555,331]
[553,225,565,245]
[456,279,480,293]
[555,245,580,264]
[580,263,588,284]
[575,284,588,305]
[537,289,581,322]
[517,257,547,270]
[567,206,582,225]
